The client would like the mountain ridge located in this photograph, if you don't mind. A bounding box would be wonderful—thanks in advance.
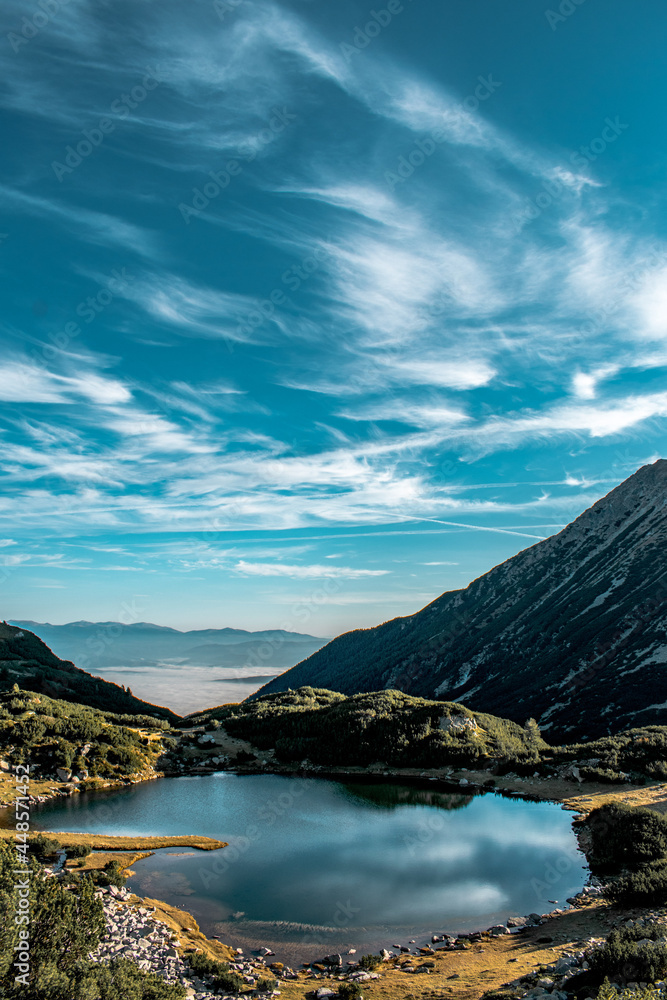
[255,460,667,740]
[8,621,328,675]
[0,622,179,719]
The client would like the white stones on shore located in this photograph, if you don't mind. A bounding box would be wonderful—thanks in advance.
[90,886,278,999]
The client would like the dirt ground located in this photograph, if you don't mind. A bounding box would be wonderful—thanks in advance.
[174,900,622,1000]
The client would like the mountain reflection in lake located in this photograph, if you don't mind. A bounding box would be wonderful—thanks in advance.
[32,773,587,964]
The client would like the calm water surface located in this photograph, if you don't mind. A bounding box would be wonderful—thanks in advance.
[33,774,587,963]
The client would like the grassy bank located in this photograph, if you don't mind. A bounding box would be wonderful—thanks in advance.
[0,829,227,850]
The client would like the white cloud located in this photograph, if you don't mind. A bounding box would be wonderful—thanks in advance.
[0,185,157,257]
[0,361,131,406]
[234,560,390,579]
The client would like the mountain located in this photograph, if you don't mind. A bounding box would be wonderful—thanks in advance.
[9,621,327,673]
[255,460,667,741]
[0,622,178,719]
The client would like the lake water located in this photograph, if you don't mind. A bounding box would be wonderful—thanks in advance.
[33,774,588,964]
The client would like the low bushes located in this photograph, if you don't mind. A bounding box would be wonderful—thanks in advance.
[66,843,92,859]
[357,954,381,970]
[256,977,278,992]
[585,803,667,873]
[588,925,667,983]
[607,860,667,906]
[28,834,61,860]
[184,952,243,993]
[338,984,363,1000]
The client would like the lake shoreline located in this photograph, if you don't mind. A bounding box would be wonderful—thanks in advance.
[13,764,665,1000]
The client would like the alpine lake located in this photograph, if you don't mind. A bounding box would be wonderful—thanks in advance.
[31,773,588,965]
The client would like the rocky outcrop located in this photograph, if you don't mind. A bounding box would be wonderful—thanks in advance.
[91,885,280,999]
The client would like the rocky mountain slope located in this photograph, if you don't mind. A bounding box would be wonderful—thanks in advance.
[256,460,667,740]
[0,622,178,719]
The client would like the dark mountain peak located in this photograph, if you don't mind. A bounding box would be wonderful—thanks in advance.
[256,461,667,740]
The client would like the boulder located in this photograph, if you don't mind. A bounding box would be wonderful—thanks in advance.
[323,954,342,967]
[507,916,529,928]
[554,957,578,974]
[56,767,72,781]
[439,714,478,733]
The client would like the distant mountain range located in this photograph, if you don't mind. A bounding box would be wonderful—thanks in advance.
[9,621,327,675]
[0,622,178,719]
[256,460,667,741]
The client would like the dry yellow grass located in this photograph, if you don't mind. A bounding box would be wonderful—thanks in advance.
[0,828,227,850]
[256,902,618,1000]
[564,782,667,815]
[65,850,153,873]
[125,894,236,964]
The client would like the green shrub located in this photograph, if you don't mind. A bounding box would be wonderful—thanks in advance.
[338,984,363,1000]
[213,969,244,993]
[607,860,667,906]
[29,834,61,859]
[185,952,229,977]
[91,859,126,888]
[66,843,92,859]
[588,924,667,983]
[357,954,381,970]
[586,803,667,873]
[597,980,666,1000]
[579,767,626,784]
[256,977,278,992]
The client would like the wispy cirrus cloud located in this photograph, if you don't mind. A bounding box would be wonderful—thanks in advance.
[234,560,390,579]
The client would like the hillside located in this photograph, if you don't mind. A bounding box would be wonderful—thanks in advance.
[255,460,667,741]
[184,686,545,770]
[184,686,667,783]
[10,620,326,673]
[0,623,178,720]
[0,686,173,787]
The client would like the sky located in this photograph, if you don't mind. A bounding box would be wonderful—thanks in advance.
[1,0,666,637]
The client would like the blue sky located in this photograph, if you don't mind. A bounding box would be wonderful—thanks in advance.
[1,0,666,635]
